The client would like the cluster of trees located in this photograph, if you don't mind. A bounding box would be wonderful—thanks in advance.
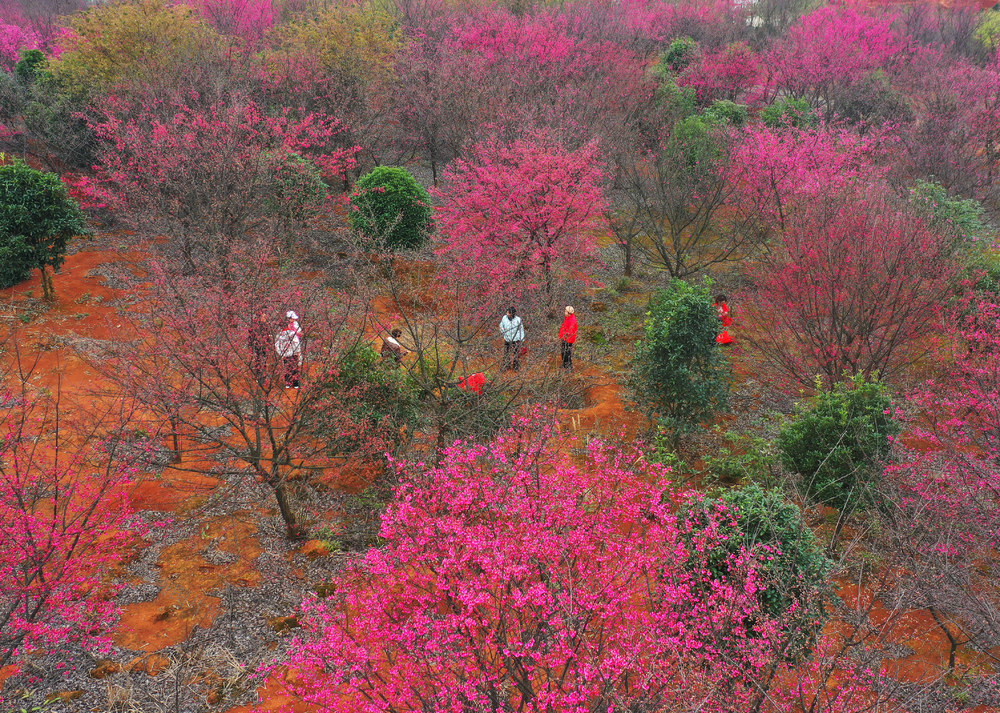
[1,0,1000,708]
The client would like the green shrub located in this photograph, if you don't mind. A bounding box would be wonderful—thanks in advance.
[760,97,818,129]
[973,248,1000,295]
[975,8,1000,52]
[15,49,47,84]
[654,75,697,121]
[633,278,730,448]
[312,344,419,458]
[701,430,780,487]
[0,157,90,299]
[907,180,998,293]
[689,484,832,658]
[703,100,748,127]
[661,36,698,72]
[778,374,898,512]
[349,166,433,251]
[668,114,725,169]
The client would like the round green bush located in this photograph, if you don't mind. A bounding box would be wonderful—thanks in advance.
[0,157,89,298]
[15,49,47,84]
[690,484,832,658]
[760,97,819,129]
[349,166,433,251]
[662,36,698,72]
[778,374,899,512]
[703,100,748,127]
[633,278,730,448]
[311,344,419,459]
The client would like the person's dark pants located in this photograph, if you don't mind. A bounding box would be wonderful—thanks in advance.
[282,356,301,388]
[561,340,573,369]
[504,340,522,371]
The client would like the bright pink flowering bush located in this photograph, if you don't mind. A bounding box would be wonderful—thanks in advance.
[768,6,907,113]
[0,21,39,72]
[435,133,606,308]
[271,415,807,712]
[743,188,959,388]
[0,392,140,682]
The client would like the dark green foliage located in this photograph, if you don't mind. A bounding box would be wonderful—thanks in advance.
[778,374,899,512]
[668,114,725,169]
[703,100,748,127]
[654,75,697,122]
[315,344,419,458]
[15,49,47,84]
[349,166,433,251]
[20,77,97,169]
[634,278,730,447]
[701,430,780,486]
[691,484,832,658]
[760,97,818,128]
[0,158,89,297]
[662,36,698,72]
[837,71,912,128]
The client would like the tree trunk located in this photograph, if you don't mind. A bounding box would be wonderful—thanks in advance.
[272,479,304,539]
[169,414,182,463]
[40,265,54,301]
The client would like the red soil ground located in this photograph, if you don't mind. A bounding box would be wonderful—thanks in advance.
[3,244,997,711]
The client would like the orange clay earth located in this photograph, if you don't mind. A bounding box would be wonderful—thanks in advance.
[2,244,992,711]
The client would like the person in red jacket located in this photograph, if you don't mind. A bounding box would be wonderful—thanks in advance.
[458,372,486,395]
[714,294,734,345]
[558,305,578,369]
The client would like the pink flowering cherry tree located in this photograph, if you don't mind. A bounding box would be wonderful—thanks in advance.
[89,94,358,269]
[0,20,39,72]
[767,5,907,115]
[435,133,606,310]
[883,297,1000,672]
[0,366,141,684]
[271,414,798,712]
[743,187,959,389]
[185,0,273,45]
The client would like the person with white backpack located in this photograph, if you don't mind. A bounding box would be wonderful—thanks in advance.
[275,310,303,388]
[499,306,525,371]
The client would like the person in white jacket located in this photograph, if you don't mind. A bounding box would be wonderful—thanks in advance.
[499,307,525,371]
[275,310,303,388]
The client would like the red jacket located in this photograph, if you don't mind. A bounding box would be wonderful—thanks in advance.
[559,314,578,344]
[458,372,486,395]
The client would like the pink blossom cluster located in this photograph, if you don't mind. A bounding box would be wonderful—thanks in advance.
[0,394,142,692]
[435,133,606,308]
[0,21,39,72]
[271,415,802,712]
[184,0,274,44]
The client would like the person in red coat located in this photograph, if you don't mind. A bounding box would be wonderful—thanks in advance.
[458,372,486,395]
[558,305,578,369]
[714,294,733,345]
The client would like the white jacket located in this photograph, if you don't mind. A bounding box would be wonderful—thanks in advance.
[500,315,525,343]
[275,326,302,361]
